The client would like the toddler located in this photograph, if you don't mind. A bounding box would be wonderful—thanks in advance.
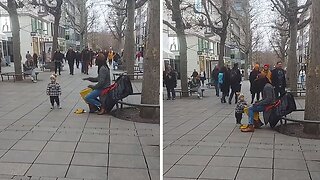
[46,74,61,109]
[235,94,247,124]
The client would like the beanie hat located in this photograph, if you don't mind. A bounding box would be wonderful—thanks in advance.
[264,64,270,68]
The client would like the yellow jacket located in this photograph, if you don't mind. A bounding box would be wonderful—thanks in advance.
[261,69,272,83]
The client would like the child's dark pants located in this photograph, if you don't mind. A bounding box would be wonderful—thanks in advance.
[50,96,60,106]
[235,112,242,124]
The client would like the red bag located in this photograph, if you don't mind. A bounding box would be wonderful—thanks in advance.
[101,83,117,96]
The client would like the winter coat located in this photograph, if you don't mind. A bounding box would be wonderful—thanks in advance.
[212,67,219,82]
[261,69,272,84]
[81,49,91,62]
[66,50,76,63]
[46,82,61,96]
[53,51,64,63]
[249,69,260,93]
[92,65,110,90]
[164,70,177,89]
[255,83,275,106]
[271,68,286,88]
[220,70,230,94]
[229,67,242,92]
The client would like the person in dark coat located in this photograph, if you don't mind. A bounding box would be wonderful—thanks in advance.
[164,65,177,100]
[219,66,230,103]
[53,49,64,75]
[249,64,261,104]
[81,47,91,75]
[33,53,38,68]
[191,69,198,78]
[271,61,286,99]
[75,51,81,69]
[66,47,76,75]
[212,65,220,96]
[228,63,242,104]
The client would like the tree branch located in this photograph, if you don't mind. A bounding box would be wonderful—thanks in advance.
[297,18,311,30]
[163,20,177,33]
[0,2,9,11]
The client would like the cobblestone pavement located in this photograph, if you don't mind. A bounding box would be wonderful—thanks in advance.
[0,64,159,180]
[163,81,320,180]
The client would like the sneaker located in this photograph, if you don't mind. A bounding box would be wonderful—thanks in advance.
[167,98,171,100]
[172,98,175,100]
[197,94,200,98]
[58,106,62,109]
[32,80,37,83]
[50,106,54,109]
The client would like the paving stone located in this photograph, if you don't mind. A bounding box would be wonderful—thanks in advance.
[75,142,108,154]
[176,155,211,166]
[310,171,320,180]
[26,164,68,178]
[43,142,77,152]
[71,152,108,167]
[274,158,308,170]
[245,148,273,158]
[199,166,237,179]
[145,156,160,170]
[0,163,31,176]
[142,145,160,157]
[110,135,140,145]
[216,147,246,157]
[109,154,147,169]
[236,168,272,180]
[22,132,55,141]
[109,143,143,155]
[108,167,149,180]
[0,131,28,140]
[273,169,311,180]
[35,151,73,165]
[164,165,204,179]
[164,145,193,155]
[80,134,108,143]
[208,156,242,167]
[163,154,183,165]
[0,150,40,163]
[66,166,107,179]
[12,140,47,151]
[274,150,304,160]
[307,160,320,172]
[240,157,273,169]
[51,132,81,142]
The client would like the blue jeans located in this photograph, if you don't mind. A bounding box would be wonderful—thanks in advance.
[85,89,102,107]
[248,105,264,125]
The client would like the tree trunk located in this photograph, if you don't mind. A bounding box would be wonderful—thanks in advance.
[124,0,135,77]
[304,0,320,135]
[52,14,61,54]
[172,0,188,96]
[140,0,159,120]
[8,1,22,81]
[218,33,226,68]
[287,1,298,94]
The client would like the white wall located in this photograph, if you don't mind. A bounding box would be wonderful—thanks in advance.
[19,16,33,63]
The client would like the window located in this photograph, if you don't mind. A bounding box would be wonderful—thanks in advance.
[31,18,37,32]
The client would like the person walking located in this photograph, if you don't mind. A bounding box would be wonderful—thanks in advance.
[191,69,198,78]
[212,65,220,96]
[81,47,91,75]
[249,64,261,104]
[271,61,286,98]
[107,46,115,66]
[75,50,81,69]
[33,53,38,68]
[66,47,76,75]
[53,49,64,75]
[46,74,62,109]
[26,51,32,61]
[164,65,177,100]
[218,66,230,103]
[200,70,206,86]
[228,63,242,104]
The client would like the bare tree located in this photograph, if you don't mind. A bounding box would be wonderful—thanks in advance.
[140,0,160,119]
[105,0,126,52]
[65,0,96,50]
[0,1,24,80]
[304,0,320,135]
[163,0,190,97]
[269,17,290,63]
[196,0,232,68]
[230,0,255,80]
[270,0,311,94]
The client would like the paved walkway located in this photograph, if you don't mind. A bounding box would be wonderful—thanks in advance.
[0,64,159,180]
[163,81,320,180]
